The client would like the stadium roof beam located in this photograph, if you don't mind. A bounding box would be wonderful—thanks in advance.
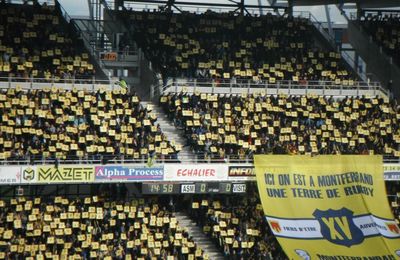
[265,0,292,16]
[324,5,334,38]
[162,0,184,13]
[228,0,253,16]
[257,0,264,15]
[291,0,400,8]
[123,0,287,14]
[266,0,279,15]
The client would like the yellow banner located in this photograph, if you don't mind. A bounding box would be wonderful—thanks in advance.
[255,155,400,259]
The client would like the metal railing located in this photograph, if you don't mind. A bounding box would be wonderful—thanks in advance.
[0,76,118,91]
[56,0,73,23]
[4,0,55,5]
[56,2,113,78]
[123,2,283,15]
[350,11,400,21]
[162,78,388,98]
[0,153,398,166]
[302,11,370,83]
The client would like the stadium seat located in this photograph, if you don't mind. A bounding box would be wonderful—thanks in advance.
[0,3,96,80]
[359,12,400,65]
[161,93,400,160]
[0,87,179,162]
[0,196,206,259]
[190,190,286,259]
[124,11,355,84]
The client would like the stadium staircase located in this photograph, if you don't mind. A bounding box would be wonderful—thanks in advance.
[142,102,198,162]
[348,20,400,98]
[56,1,110,80]
[308,14,367,83]
[175,212,224,260]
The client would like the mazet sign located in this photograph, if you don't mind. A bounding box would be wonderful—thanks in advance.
[21,166,95,183]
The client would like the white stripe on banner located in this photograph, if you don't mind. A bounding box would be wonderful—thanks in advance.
[266,215,400,239]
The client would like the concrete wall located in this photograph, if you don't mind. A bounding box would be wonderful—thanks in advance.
[348,21,400,99]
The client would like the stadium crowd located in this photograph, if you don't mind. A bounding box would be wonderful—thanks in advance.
[0,87,179,162]
[0,195,206,259]
[359,12,400,64]
[0,2,96,80]
[161,93,400,160]
[187,183,400,260]
[125,10,355,84]
[189,190,287,260]
[387,181,400,222]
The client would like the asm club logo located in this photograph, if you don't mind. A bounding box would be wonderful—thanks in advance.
[386,222,400,234]
[313,208,364,247]
[269,220,282,233]
[23,167,35,181]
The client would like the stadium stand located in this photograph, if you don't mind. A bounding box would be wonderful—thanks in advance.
[388,181,400,221]
[188,183,400,259]
[0,0,398,259]
[0,2,96,80]
[189,189,286,259]
[0,87,179,162]
[160,93,400,160]
[0,195,206,259]
[358,12,400,65]
[125,10,356,84]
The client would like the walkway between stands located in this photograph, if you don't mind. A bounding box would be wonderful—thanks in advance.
[175,212,225,260]
[144,101,198,162]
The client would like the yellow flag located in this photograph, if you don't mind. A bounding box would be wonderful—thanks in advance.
[255,155,400,259]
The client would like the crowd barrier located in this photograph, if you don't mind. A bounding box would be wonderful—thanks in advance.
[162,78,389,98]
[0,77,117,92]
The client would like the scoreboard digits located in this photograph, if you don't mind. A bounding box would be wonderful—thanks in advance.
[219,183,231,193]
[142,183,180,194]
[196,183,207,193]
[142,183,247,194]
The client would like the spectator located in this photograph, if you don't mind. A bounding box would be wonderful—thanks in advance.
[189,186,287,259]
[0,3,96,81]
[0,87,180,162]
[360,12,400,65]
[0,195,206,259]
[161,93,399,161]
[123,10,355,84]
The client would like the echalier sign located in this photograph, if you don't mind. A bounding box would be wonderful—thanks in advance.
[164,164,228,181]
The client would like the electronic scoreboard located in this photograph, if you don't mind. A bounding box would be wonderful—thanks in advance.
[142,182,247,194]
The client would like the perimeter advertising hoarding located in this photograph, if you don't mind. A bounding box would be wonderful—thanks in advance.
[384,164,400,181]
[20,166,95,184]
[0,166,21,184]
[227,165,255,180]
[20,165,163,183]
[3,162,399,184]
[164,164,228,181]
[230,164,400,181]
[95,166,164,182]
